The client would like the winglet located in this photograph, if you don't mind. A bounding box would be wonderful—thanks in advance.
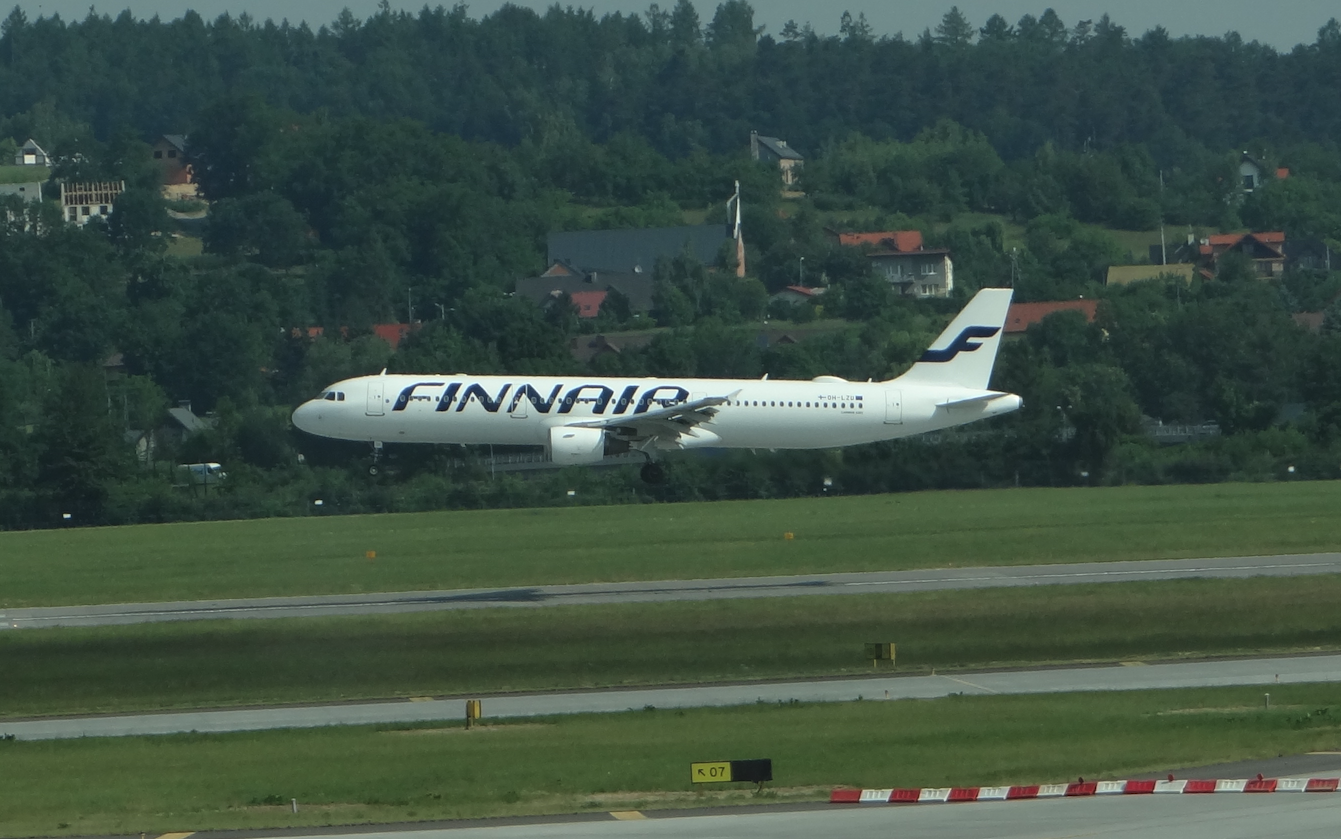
[892,288,1013,390]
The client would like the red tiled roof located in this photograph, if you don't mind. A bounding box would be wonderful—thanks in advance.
[838,230,923,252]
[542,261,577,277]
[287,324,416,348]
[374,323,415,349]
[569,290,607,318]
[1207,231,1285,248]
[1005,300,1098,334]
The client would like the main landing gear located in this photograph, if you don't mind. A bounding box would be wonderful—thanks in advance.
[640,461,666,484]
[369,441,384,475]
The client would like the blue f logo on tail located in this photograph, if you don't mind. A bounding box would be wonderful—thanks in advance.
[919,326,1001,363]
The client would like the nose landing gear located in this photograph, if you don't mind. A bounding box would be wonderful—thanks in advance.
[369,441,384,475]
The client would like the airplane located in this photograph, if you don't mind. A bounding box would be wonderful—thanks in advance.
[292,287,1022,482]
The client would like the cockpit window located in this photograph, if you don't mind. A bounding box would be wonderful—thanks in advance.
[325,392,337,401]
[337,392,345,401]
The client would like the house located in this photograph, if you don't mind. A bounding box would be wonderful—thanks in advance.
[1105,264,1197,286]
[152,134,199,199]
[124,429,156,465]
[142,400,219,458]
[0,182,43,205]
[287,323,419,349]
[1004,300,1098,335]
[750,131,804,187]
[60,181,125,226]
[1199,231,1286,278]
[516,262,655,316]
[1238,152,1292,194]
[832,229,953,298]
[770,285,827,306]
[373,323,417,349]
[569,332,657,364]
[548,225,734,276]
[14,138,49,166]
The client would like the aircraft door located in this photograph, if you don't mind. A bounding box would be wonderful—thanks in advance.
[366,379,385,416]
[511,394,528,419]
[884,390,903,424]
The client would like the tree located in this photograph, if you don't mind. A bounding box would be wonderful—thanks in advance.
[934,7,975,48]
[1058,363,1142,476]
[32,364,132,521]
[205,192,310,267]
[706,1,758,52]
[108,187,169,254]
[668,0,700,47]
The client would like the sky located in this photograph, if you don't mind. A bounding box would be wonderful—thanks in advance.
[8,0,1338,51]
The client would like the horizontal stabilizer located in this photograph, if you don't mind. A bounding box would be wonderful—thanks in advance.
[939,391,1013,408]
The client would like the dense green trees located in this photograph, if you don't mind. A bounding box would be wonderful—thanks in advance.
[1,5,1341,160]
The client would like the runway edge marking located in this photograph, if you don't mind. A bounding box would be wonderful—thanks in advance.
[830,778,1340,804]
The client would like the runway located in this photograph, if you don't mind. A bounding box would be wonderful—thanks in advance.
[5,653,1339,741]
[186,792,1341,839]
[3,552,1339,629]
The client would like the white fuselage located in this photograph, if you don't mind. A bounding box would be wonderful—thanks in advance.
[291,374,1021,452]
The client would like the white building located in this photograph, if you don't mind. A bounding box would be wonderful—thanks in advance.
[0,182,43,204]
[60,181,125,226]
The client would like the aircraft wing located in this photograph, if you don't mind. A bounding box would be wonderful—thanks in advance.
[566,391,737,445]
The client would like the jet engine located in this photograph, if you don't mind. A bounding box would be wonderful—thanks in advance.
[548,426,608,465]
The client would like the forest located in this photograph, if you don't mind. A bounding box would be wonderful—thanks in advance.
[2,3,1341,528]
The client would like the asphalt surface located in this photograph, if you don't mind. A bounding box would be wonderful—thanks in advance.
[3,552,1339,629]
[5,654,1339,741]
[185,794,1341,839]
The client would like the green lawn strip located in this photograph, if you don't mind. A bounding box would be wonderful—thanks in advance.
[3,483,1340,607]
[0,165,49,184]
[1,685,1339,836]
[4,576,1340,718]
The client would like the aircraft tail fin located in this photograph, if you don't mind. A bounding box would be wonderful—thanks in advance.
[892,288,1013,390]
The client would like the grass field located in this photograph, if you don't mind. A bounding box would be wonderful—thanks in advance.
[0,164,48,184]
[4,576,1340,718]
[1,685,1337,836]
[164,234,203,257]
[2,483,1339,608]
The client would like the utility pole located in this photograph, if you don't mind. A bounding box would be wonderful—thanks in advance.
[1159,170,1167,265]
[407,288,414,324]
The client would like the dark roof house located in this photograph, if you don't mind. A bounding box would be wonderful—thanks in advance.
[548,225,730,275]
[750,131,804,187]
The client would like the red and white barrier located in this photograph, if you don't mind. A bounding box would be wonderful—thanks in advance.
[830,777,1340,804]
